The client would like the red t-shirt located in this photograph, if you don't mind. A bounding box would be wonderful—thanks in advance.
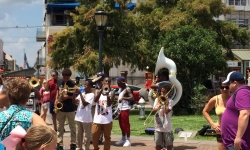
[48,79,58,103]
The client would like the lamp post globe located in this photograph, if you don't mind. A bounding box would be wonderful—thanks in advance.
[94,10,108,72]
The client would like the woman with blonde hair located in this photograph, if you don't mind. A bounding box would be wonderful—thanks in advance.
[202,78,231,150]
[40,80,49,121]
[0,78,46,141]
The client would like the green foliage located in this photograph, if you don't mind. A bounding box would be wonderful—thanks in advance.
[190,84,207,114]
[159,24,226,114]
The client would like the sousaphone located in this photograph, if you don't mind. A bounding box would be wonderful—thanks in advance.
[148,47,183,107]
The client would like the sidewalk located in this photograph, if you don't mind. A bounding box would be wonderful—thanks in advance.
[45,108,217,150]
[62,134,217,150]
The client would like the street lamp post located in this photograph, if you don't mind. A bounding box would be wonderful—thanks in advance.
[94,10,107,72]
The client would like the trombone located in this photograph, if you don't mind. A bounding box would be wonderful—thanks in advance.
[144,84,174,126]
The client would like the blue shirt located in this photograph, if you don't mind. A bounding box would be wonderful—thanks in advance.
[0,105,33,140]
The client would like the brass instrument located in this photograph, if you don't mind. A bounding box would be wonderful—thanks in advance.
[53,83,67,113]
[29,77,39,87]
[144,85,174,126]
[102,84,110,95]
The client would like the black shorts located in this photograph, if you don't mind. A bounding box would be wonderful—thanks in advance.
[49,102,55,114]
[216,134,222,143]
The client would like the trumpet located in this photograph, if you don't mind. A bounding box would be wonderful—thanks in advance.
[102,84,110,95]
[29,77,39,87]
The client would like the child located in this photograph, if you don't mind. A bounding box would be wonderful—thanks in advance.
[2,124,57,150]
[74,79,94,150]
[153,84,174,150]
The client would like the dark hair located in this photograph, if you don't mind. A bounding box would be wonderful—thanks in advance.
[62,68,72,76]
[160,70,169,80]
[161,84,172,92]
[236,80,245,84]
[51,71,58,75]
[86,79,94,87]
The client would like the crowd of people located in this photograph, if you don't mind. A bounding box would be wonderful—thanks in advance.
[0,69,249,150]
[0,68,135,150]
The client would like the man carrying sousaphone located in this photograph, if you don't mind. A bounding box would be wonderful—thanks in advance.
[56,68,77,150]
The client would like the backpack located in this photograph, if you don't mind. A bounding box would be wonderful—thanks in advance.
[198,125,211,136]
[232,86,250,104]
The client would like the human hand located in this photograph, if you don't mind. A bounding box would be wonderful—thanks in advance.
[234,137,242,150]
[118,98,123,103]
[212,123,220,132]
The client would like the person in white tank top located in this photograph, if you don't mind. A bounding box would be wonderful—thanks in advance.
[92,77,115,150]
[115,76,134,147]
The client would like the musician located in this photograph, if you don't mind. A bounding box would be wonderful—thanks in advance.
[92,77,115,150]
[74,79,94,150]
[45,71,59,132]
[56,68,77,150]
[153,84,174,150]
[115,76,134,147]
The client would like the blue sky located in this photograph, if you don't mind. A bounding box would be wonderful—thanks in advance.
[0,0,43,67]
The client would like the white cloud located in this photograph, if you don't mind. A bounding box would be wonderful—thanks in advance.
[0,0,41,5]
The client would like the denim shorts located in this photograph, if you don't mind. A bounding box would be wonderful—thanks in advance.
[154,131,174,146]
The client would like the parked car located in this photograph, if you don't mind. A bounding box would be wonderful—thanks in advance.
[110,85,147,104]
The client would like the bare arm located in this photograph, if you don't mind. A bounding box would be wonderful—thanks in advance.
[94,89,102,103]
[202,96,218,130]
[121,88,134,101]
[32,113,46,125]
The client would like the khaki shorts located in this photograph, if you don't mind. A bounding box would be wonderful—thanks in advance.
[154,131,174,146]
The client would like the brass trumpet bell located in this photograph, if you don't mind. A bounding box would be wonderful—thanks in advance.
[158,95,169,105]
[29,77,39,87]
[54,102,63,113]
[102,84,110,95]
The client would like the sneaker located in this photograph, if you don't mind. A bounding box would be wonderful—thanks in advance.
[115,139,125,145]
[70,144,76,150]
[123,140,131,147]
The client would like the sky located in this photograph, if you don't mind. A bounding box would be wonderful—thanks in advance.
[0,0,43,68]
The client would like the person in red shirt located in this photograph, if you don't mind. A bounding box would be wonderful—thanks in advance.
[46,71,59,131]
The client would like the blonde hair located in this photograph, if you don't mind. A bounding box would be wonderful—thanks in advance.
[3,78,31,105]
[16,124,57,150]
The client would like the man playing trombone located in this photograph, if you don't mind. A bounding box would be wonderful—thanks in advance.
[153,84,174,150]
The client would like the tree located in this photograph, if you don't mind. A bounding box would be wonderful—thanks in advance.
[159,24,226,114]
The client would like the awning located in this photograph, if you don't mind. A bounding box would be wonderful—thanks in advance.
[232,49,250,61]
[114,3,136,11]
[0,69,4,72]
[46,2,81,13]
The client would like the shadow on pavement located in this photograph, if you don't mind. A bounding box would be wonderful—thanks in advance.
[174,146,197,150]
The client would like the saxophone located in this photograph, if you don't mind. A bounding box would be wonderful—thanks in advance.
[53,83,66,113]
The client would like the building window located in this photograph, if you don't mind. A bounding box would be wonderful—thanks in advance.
[229,0,246,6]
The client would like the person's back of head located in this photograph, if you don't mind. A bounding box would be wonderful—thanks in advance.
[3,78,31,105]
[16,124,57,150]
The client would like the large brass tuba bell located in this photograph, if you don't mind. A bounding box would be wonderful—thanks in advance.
[29,77,39,87]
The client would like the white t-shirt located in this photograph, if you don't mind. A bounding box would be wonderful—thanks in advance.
[75,92,94,123]
[153,98,173,132]
[117,88,130,110]
[93,94,113,124]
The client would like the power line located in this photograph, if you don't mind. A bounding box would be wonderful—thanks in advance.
[0,26,44,29]
[4,42,40,43]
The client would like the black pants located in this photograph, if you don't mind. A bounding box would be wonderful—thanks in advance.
[227,145,235,150]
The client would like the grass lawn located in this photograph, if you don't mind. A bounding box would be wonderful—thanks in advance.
[111,109,217,141]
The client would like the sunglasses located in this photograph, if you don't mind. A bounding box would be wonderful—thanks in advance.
[220,86,229,89]
[62,74,71,76]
